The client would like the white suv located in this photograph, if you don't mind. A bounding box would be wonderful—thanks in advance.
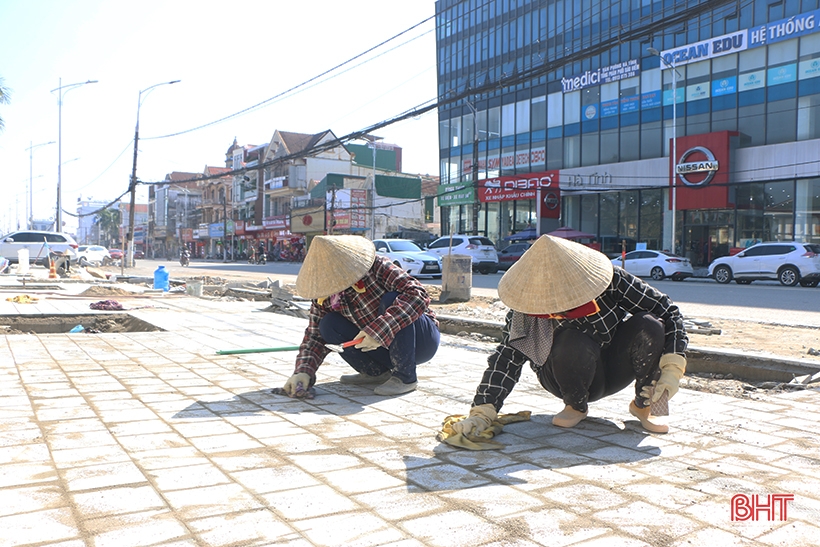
[0,230,79,266]
[427,234,499,274]
[708,242,820,287]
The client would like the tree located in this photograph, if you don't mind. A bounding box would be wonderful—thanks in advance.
[0,77,10,132]
[95,207,121,248]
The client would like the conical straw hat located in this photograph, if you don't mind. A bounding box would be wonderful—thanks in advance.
[296,235,376,299]
[498,234,613,314]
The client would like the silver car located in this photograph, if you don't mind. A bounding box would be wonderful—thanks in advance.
[427,234,499,274]
[0,230,79,266]
[373,239,442,278]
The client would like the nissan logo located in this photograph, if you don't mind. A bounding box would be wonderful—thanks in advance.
[675,146,719,187]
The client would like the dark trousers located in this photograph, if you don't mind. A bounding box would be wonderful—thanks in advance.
[536,312,664,413]
[318,292,440,383]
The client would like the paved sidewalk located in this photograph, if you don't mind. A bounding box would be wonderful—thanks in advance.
[1,283,820,547]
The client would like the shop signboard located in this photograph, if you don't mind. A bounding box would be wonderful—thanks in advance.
[671,131,736,210]
[437,182,475,206]
[479,170,559,203]
[291,204,326,234]
[712,76,737,96]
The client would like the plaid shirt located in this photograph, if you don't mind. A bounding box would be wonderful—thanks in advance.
[474,267,688,410]
[294,255,437,377]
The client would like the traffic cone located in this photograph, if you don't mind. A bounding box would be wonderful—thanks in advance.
[48,258,58,279]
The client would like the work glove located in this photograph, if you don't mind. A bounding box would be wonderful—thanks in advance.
[283,373,312,398]
[354,330,381,352]
[652,353,686,402]
[450,404,497,436]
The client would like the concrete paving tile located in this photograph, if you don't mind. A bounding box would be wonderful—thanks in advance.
[540,483,629,512]
[116,432,190,452]
[129,447,205,470]
[209,451,286,472]
[258,432,336,454]
[442,483,544,518]
[108,420,175,437]
[569,535,653,547]
[163,483,264,519]
[349,446,443,472]
[353,485,448,520]
[0,484,66,517]
[400,509,507,547]
[41,418,108,436]
[261,484,359,520]
[51,444,131,468]
[186,432,263,453]
[187,509,296,547]
[513,447,595,469]
[45,429,118,451]
[0,507,80,546]
[71,485,168,517]
[595,500,702,540]
[146,463,231,491]
[769,455,820,479]
[669,528,759,547]
[321,466,406,494]
[0,427,42,448]
[230,465,321,494]
[404,463,491,491]
[169,420,241,438]
[0,442,51,464]
[292,511,404,547]
[287,453,362,473]
[61,461,148,492]
[35,405,97,422]
[82,509,190,547]
[0,462,58,488]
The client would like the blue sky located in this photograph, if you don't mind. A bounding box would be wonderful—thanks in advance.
[0,0,439,233]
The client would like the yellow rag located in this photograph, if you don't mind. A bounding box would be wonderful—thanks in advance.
[6,295,39,304]
[438,411,531,450]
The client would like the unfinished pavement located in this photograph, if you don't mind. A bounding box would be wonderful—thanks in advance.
[1,276,820,547]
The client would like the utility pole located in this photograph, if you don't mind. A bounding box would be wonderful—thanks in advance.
[222,188,228,262]
[328,186,337,235]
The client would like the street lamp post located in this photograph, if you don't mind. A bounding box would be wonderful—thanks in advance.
[464,99,480,235]
[50,78,97,232]
[26,141,55,229]
[362,134,383,240]
[125,80,180,269]
[648,48,681,253]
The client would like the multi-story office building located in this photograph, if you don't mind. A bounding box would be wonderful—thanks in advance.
[435,0,820,265]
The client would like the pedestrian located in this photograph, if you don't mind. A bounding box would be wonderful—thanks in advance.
[282,235,440,397]
[451,235,688,437]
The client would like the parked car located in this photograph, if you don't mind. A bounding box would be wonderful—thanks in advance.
[427,235,499,274]
[0,230,79,266]
[612,250,694,281]
[108,249,124,260]
[708,242,820,287]
[373,239,442,278]
[76,245,111,267]
[133,250,145,259]
[497,242,532,270]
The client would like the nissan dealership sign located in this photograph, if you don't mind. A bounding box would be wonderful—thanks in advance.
[675,146,720,187]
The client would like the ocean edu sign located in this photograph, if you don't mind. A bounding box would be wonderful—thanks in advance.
[658,8,820,67]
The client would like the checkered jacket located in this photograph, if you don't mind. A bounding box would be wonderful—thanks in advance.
[473,267,688,410]
[294,255,437,377]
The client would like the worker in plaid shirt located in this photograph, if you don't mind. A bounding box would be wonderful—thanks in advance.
[282,235,439,397]
[452,235,688,436]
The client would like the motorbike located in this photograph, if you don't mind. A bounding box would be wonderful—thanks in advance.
[257,251,267,265]
[180,251,190,267]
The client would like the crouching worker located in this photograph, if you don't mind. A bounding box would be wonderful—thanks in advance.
[453,235,688,437]
[282,235,440,397]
